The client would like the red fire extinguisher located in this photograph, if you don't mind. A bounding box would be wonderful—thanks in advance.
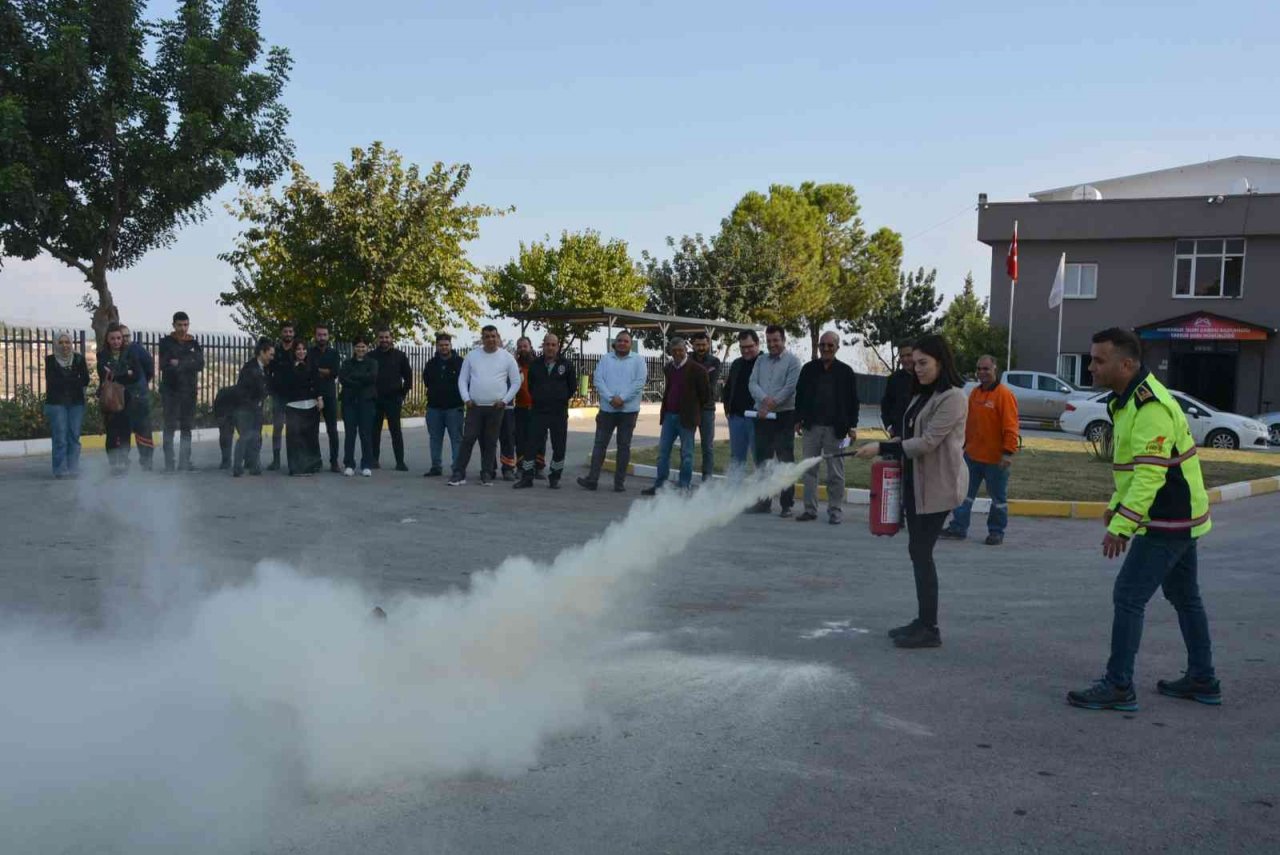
[868,457,903,537]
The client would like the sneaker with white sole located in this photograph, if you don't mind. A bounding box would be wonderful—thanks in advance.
[361,469,372,477]
[448,476,466,486]
[343,467,355,477]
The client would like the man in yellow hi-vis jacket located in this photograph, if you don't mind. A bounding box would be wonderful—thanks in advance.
[1068,328,1220,712]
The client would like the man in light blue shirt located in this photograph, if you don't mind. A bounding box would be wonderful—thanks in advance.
[578,330,649,492]
[747,324,803,516]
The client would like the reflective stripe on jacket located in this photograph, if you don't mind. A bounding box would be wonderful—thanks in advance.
[1107,369,1210,540]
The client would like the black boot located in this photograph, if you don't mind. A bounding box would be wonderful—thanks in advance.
[547,475,561,490]
[513,473,535,489]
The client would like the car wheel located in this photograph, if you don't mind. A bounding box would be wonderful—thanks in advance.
[1206,429,1239,450]
[1269,423,1280,447]
[1085,421,1111,443]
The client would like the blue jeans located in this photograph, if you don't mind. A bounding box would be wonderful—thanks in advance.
[727,414,755,479]
[654,413,695,489]
[1106,536,1214,688]
[948,454,1010,536]
[426,406,464,471]
[44,404,85,476]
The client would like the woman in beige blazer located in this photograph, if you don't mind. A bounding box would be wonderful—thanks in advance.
[856,334,969,648]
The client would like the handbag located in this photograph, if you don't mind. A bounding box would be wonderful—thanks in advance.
[98,374,126,414]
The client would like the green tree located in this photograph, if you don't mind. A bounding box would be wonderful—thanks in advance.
[219,142,507,341]
[718,183,902,358]
[846,266,944,371]
[937,272,1009,373]
[485,229,646,353]
[0,0,293,345]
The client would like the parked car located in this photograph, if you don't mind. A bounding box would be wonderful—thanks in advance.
[965,371,1093,421]
[1060,390,1270,450]
[1060,391,1114,443]
[1254,410,1280,446]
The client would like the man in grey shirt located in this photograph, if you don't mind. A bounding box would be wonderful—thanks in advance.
[747,324,802,516]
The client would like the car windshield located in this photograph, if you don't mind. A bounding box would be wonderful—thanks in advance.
[1173,392,1216,414]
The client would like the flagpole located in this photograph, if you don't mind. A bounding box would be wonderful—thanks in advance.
[1055,298,1064,378]
[1006,220,1017,368]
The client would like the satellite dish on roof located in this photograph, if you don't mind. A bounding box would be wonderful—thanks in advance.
[1231,176,1252,195]
[1070,184,1103,201]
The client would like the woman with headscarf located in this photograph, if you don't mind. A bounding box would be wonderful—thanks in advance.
[43,331,91,479]
[273,338,324,475]
[96,324,143,476]
[855,333,969,649]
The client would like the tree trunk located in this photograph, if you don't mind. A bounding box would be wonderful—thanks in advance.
[89,270,119,351]
[808,322,820,361]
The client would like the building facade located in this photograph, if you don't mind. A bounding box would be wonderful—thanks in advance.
[978,156,1280,415]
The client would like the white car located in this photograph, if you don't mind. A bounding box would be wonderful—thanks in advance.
[1254,411,1280,446]
[1060,390,1271,450]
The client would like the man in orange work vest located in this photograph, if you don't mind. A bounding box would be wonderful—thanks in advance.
[940,354,1020,545]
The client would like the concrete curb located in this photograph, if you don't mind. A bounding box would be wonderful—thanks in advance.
[592,459,1280,518]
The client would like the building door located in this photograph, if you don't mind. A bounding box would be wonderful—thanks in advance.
[1171,353,1237,412]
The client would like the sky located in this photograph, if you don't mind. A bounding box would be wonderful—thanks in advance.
[4,0,1279,353]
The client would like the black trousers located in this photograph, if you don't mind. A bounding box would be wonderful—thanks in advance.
[217,415,235,464]
[318,391,339,465]
[453,405,504,480]
[521,410,567,479]
[499,407,518,473]
[905,505,949,627]
[344,396,376,470]
[753,410,797,510]
[105,409,132,469]
[372,394,404,465]
[270,394,286,454]
[128,388,154,467]
[161,389,195,466]
[285,406,322,475]
[585,410,638,486]
[233,406,264,472]
[513,408,544,471]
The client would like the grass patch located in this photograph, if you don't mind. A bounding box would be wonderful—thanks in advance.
[630,434,1280,502]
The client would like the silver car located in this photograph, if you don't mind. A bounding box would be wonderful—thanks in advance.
[1255,411,1280,446]
[967,371,1093,422]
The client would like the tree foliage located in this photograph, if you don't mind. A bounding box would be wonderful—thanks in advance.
[0,0,293,345]
[846,266,944,371]
[219,142,507,342]
[484,229,646,353]
[936,272,1009,373]
[716,182,902,358]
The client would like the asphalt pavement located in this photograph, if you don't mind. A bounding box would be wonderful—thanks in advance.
[1,421,1276,854]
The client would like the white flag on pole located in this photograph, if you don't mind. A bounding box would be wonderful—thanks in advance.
[1048,252,1066,309]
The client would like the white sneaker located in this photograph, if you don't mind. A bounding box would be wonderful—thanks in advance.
[360,469,372,477]
[343,467,355,477]
[447,476,466,486]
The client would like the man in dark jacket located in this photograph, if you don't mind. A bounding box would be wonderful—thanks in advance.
[370,328,412,471]
[308,323,342,473]
[232,340,274,476]
[880,342,915,436]
[422,332,466,477]
[795,332,860,524]
[689,331,722,483]
[120,324,156,470]
[515,333,576,489]
[158,311,204,472]
[723,330,760,477]
[266,321,296,470]
[642,338,711,495]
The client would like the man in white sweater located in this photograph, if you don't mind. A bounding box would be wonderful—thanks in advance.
[449,325,522,486]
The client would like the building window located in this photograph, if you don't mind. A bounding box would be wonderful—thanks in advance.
[1173,238,1245,298]
[1064,263,1097,299]
[1058,354,1089,387]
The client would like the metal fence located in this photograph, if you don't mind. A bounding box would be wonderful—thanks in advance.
[0,327,673,411]
[1,325,886,412]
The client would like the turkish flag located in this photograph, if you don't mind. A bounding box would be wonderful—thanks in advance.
[1006,222,1018,281]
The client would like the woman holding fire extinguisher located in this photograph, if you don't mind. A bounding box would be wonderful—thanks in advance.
[855,334,968,649]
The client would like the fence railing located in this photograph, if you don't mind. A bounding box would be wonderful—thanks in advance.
[0,327,674,412]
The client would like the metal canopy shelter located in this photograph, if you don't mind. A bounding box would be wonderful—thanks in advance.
[509,306,757,347]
